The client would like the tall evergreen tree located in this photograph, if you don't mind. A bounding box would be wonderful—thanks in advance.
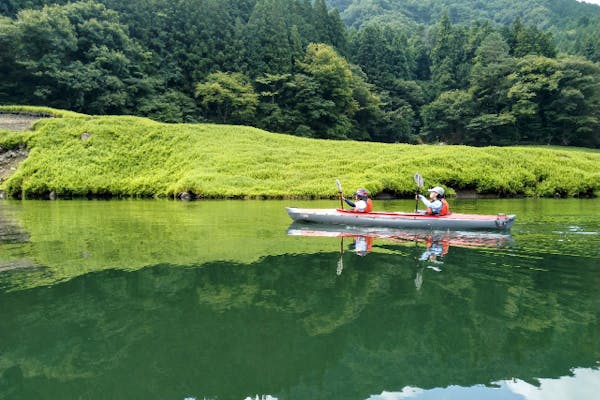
[429,12,468,93]
[349,23,412,87]
[244,0,293,76]
[505,17,557,58]
[467,32,516,145]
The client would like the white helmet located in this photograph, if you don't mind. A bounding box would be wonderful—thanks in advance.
[428,186,445,196]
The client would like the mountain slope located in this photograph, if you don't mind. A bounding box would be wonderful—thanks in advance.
[326,0,600,54]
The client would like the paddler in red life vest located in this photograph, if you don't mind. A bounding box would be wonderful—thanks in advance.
[416,186,450,216]
[343,188,373,212]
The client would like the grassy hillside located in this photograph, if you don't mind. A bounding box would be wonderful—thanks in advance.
[1,106,599,199]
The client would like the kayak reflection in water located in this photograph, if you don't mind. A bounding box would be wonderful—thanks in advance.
[415,235,450,290]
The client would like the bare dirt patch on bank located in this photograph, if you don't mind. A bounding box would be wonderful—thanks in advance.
[0,113,46,131]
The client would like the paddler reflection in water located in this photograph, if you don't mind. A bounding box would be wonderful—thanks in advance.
[337,235,373,275]
[415,235,449,290]
[352,235,373,257]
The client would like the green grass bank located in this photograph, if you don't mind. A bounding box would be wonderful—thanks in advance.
[1,106,599,199]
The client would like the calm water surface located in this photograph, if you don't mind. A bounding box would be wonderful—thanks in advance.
[0,199,599,400]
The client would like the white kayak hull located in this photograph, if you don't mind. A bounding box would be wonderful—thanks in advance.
[286,207,516,231]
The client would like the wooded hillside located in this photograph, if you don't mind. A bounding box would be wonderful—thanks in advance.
[1,0,599,147]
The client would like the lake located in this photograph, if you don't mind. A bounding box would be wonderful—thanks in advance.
[0,199,599,400]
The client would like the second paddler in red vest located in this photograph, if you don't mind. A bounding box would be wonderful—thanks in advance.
[343,188,373,212]
[416,186,450,216]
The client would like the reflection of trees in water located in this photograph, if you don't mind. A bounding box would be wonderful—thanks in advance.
[0,214,29,245]
[0,211,33,275]
[1,247,599,399]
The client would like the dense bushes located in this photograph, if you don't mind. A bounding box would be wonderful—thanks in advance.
[1,107,598,199]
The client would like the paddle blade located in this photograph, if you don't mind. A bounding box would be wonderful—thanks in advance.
[413,173,424,188]
[336,179,344,209]
[414,173,423,213]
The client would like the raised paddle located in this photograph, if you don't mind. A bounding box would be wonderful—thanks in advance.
[336,179,344,209]
[414,173,424,213]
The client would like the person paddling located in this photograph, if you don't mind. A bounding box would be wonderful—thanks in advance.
[343,188,373,212]
[416,186,450,216]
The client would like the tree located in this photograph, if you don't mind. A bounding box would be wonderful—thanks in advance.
[0,16,24,103]
[465,113,516,146]
[293,43,357,139]
[505,17,557,58]
[194,71,258,125]
[429,12,469,93]
[507,55,600,146]
[346,64,385,141]
[137,90,200,123]
[254,73,293,132]
[244,0,294,76]
[421,90,476,144]
[467,32,517,145]
[312,0,346,49]
[10,2,153,114]
[470,32,514,112]
[349,23,413,87]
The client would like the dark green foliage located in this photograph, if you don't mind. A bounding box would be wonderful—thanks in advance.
[430,13,470,93]
[504,17,557,58]
[348,22,414,86]
[194,71,258,124]
[244,0,295,76]
[421,90,476,144]
[1,0,599,147]
[6,2,154,114]
[507,55,600,147]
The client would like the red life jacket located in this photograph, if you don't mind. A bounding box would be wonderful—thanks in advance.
[426,198,449,216]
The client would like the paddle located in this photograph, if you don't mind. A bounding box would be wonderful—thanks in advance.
[336,179,344,209]
[414,173,424,213]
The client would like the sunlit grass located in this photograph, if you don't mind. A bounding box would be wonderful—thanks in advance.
[1,106,599,199]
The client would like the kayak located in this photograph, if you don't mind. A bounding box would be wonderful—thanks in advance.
[286,207,516,231]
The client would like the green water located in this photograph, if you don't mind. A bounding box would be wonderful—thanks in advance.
[0,199,599,400]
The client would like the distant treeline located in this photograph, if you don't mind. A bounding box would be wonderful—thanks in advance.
[1,0,599,147]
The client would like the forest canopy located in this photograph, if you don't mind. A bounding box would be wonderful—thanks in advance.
[1,0,599,147]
